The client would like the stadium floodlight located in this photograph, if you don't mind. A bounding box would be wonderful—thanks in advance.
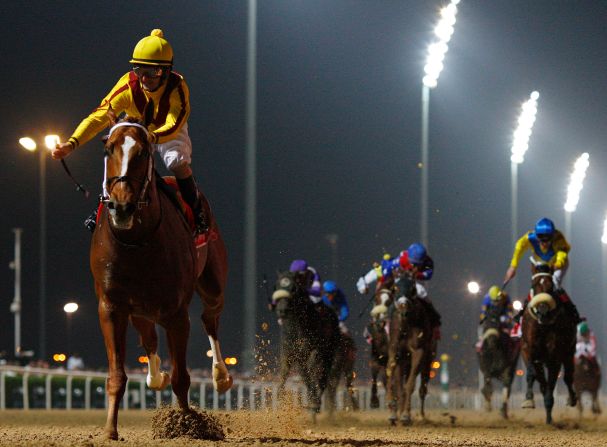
[564,152,590,213]
[510,91,540,164]
[422,0,460,89]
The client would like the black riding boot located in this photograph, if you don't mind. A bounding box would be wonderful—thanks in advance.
[177,176,208,234]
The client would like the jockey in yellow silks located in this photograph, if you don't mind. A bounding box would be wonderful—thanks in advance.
[504,217,580,323]
[53,29,207,234]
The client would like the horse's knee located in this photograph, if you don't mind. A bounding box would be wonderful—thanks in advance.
[106,372,127,395]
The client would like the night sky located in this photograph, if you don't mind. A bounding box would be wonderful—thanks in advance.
[2,1,607,385]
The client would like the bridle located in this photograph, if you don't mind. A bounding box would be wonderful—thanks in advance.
[531,271,554,295]
[102,122,154,208]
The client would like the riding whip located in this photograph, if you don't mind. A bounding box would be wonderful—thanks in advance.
[60,159,90,198]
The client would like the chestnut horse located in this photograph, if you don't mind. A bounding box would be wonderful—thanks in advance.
[574,355,602,416]
[521,259,577,424]
[385,272,437,425]
[90,108,232,439]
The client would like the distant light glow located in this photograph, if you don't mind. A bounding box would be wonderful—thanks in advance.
[19,137,37,151]
[422,0,460,88]
[44,135,60,150]
[510,91,539,164]
[512,300,523,311]
[63,302,79,313]
[467,281,480,294]
[602,215,607,244]
[564,152,590,212]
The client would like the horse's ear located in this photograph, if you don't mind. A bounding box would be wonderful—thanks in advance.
[107,103,117,127]
[143,99,154,129]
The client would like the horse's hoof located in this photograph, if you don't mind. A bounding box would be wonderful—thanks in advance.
[389,415,397,426]
[400,415,412,426]
[522,399,535,409]
[213,363,233,393]
[370,396,380,409]
[567,395,577,407]
[104,428,119,440]
[500,407,508,419]
[147,371,170,390]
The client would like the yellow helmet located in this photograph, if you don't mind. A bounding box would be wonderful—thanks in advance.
[488,285,501,301]
[130,29,173,66]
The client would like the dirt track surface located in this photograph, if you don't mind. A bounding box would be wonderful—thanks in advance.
[1,407,606,447]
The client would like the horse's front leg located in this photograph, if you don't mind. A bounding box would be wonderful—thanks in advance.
[98,297,129,440]
[522,363,536,409]
[131,316,170,390]
[385,354,399,425]
[543,362,559,424]
[562,356,577,407]
[164,307,191,410]
[370,361,380,408]
[401,348,422,425]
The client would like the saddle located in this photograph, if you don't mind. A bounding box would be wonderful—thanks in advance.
[156,177,217,248]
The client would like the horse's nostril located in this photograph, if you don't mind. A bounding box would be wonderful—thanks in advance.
[107,201,116,210]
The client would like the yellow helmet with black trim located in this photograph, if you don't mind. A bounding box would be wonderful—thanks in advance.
[488,285,501,301]
[130,29,173,66]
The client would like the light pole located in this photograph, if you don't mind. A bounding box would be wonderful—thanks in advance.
[601,215,607,384]
[563,152,590,291]
[243,0,258,373]
[19,135,58,361]
[420,0,460,247]
[510,91,539,298]
[326,234,339,281]
[63,302,79,355]
[9,228,23,357]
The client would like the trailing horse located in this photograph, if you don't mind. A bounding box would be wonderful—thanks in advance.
[271,271,340,419]
[89,108,232,439]
[574,355,602,416]
[364,306,389,409]
[521,259,577,424]
[477,304,520,418]
[385,272,437,425]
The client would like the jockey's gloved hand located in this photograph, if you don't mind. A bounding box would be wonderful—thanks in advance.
[339,321,348,334]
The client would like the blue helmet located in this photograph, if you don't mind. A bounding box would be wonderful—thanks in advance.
[289,259,308,272]
[407,243,427,265]
[323,280,338,294]
[534,218,555,237]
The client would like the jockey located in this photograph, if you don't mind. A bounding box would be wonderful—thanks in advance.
[398,243,441,333]
[53,29,207,234]
[322,280,350,334]
[575,321,598,367]
[504,217,580,323]
[288,259,322,304]
[356,253,397,296]
[357,243,441,332]
[479,285,513,329]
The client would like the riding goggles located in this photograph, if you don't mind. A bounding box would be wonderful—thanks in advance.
[537,235,552,243]
[133,65,165,78]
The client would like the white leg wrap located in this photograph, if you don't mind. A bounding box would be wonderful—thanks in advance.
[146,353,163,388]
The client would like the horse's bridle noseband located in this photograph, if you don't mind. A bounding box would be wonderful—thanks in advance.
[102,122,154,208]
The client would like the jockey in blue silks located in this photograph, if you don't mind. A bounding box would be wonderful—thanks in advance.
[322,280,350,334]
